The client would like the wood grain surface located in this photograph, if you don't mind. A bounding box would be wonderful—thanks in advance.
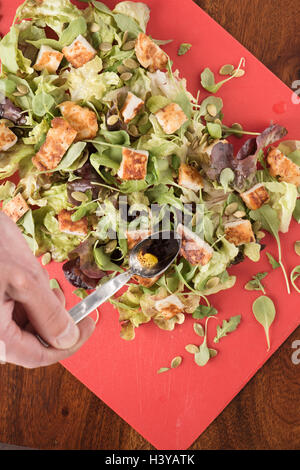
[0,0,300,450]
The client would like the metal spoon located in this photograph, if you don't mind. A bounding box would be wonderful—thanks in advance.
[68,231,181,324]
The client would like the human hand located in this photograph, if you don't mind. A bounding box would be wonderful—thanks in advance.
[0,213,95,368]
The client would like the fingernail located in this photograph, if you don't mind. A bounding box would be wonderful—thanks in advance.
[55,321,80,349]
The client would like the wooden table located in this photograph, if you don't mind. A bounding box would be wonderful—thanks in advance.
[0,0,300,450]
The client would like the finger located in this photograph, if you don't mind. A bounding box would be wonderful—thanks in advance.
[5,264,80,350]
[3,317,95,369]
[52,287,66,307]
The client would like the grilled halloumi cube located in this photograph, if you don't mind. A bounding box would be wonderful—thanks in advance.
[2,193,29,222]
[62,35,96,69]
[34,45,63,73]
[240,183,270,210]
[32,118,77,171]
[133,274,160,287]
[121,92,144,124]
[267,148,300,186]
[155,103,188,135]
[225,220,255,246]
[58,101,98,141]
[178,163,204,192]
[135,33,168,72]
[177,223,213,266]
[155,294,184,319]
[0,123,17,151]
[127,229,151,250]
[58,209,88,236]
[118,148,149,180]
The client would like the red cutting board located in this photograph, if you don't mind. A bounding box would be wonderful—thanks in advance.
[2,0,300,450]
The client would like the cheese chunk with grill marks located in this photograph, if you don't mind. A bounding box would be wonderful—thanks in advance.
[34,45,63,73]
[177,223,213,266]
[32,118,77,171]
[59,101,98,141]
[135,33,168,72]
[58,209,88,236]
[62,35,97,69]
[118,148,149,180]
[241,183,270,210]
[178,163,204,192]
[267,148,300,186]
[2,193,29,222]
[121,92,144,124]
[155,295,184,319]
[225,220,255,246]
[155,103,188,135]
[0,123,17,151]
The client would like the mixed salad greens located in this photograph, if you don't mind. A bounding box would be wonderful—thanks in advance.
[0,0,299,341]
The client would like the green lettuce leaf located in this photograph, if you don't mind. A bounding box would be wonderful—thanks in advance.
[0,144,35,180]
[265,182,298,233]
[113,2,150,32]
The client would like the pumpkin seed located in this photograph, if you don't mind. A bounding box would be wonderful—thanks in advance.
[138,114,149,126]
[107,115,119,126]
[12,91,26,97]
[185,344,199,354]
[122,40,136,51]
[122,31,129,44]
[187,124,195,134]
[256,231,266,240]
[206,277,220,289]
[157,367,170,374]
[199,133,208,146]
[193,323,204,337]
[117,65,129,74]
[41,252,51,266]
[207,104,217,117]
[104,240,117,254]
[128,125,139,136]
[123,58,139,69]
[120,72,133,81]
[233,210,246,218]
[214,118,223,125]
[170,356,182,369]
[17,84,29,95]
[209,348,218,358]
[90,22,100,32]
[100,42,112,52]
[225,202,239,215]
[219,64,235,75]
[295,241,300,256]
[71,191,89,202]
[185,131,194,142]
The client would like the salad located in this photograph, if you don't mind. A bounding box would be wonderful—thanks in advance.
[0,0,299,341]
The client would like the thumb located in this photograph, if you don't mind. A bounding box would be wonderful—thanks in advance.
[6,265,80,350]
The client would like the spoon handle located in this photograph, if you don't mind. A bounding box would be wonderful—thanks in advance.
[69,271,132,324]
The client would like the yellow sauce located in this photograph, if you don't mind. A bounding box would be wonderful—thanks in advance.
[137,251,158,269]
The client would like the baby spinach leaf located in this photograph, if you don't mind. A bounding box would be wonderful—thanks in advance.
[146,95,170,113]
[293,199,300,223]
[250,205,290,294]
[71,201,98,222]
[60,17,87,47]
[213,315,241,343]
[219,168,235,192]
[93,244,123,273]
[201,58,245,94]
[252,296,276,351]
[32,92,55,117]
[114,13,142,37]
